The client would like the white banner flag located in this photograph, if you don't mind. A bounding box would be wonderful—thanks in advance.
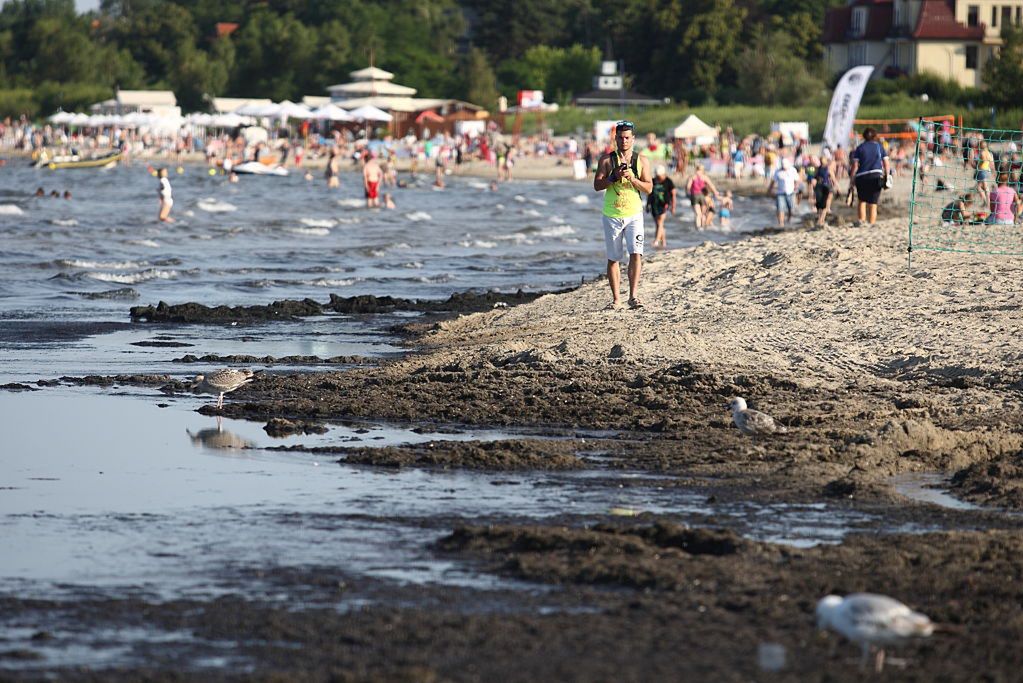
[822,66,874,152]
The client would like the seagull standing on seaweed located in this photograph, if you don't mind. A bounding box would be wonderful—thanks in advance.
[727,397,787,436]
[191,368,254,409]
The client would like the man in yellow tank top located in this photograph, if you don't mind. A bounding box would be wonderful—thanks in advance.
[593,121,653,310]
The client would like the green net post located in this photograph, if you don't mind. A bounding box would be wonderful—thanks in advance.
[908,117,923,270]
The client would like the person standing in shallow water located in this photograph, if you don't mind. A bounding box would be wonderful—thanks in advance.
[594,121,652,310]
[157,167,174,223]
[647,164,676,248]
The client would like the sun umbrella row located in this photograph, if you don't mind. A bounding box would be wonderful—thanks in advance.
[48,102,392,128]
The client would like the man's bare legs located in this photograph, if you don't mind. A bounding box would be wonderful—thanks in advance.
[607,254,642,307]
[628,254,642,302]
[607,259,621,307]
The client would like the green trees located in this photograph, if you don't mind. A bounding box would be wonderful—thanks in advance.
[983,26,1023,108]
[4,0,997,120]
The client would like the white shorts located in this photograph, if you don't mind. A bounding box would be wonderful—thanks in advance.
[602,213,644,261]
[161,197,173,208]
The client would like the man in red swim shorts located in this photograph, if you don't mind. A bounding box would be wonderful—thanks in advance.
[363,151,382,208]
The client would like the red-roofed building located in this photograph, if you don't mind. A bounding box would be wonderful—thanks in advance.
[823,0,1023,87]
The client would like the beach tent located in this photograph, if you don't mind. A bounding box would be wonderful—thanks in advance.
[670,115,717,140]
[349,105,392,122]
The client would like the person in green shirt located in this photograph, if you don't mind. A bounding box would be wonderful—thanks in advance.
[594,121,653,310]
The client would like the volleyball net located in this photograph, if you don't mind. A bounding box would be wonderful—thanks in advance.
[909,119,1023,258]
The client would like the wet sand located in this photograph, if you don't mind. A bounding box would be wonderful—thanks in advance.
[6,182,1023,680]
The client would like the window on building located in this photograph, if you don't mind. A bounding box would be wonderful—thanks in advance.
[992,6,998,28]
[851,7,867,36]
[1017,6,1022,25]
[966,45,979,69]
[1003,6,1013,27]
[893,2,903,27]
[967,5,979,27]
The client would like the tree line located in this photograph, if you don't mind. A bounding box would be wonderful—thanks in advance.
[2,0,1020,120]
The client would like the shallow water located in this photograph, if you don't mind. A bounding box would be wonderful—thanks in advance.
[1,388,934,609]
[0,163,789,382]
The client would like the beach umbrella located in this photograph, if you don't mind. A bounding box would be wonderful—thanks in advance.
[313,104,353,122]
[349,105,392,122]
[49,110,73,124]
[277,101,312,120]
[69,113,90,126]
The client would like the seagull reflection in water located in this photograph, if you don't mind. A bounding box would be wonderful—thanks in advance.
[187,417,255,451]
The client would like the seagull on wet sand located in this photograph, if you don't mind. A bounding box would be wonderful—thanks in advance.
[191,368,254,409]
[727,397,787,436]
[817,593,935,673]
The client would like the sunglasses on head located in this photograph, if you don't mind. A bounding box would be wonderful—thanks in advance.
[616,121,635,132]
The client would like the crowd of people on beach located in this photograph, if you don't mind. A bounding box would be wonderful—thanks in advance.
[8,110,1014,250]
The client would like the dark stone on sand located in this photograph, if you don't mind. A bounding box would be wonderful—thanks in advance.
[263,418,328,437]
[950,453,1023,508]
[339,439,586,471]
[173,353,375,366]
[60,374,174,387]
[130,340,194,347]
[0,382,38,392]
[823,477,858,498]
[75,287,139,300]
[130,298,325,323]
[436,523,752,590]
[0,649,44,661]
[130,289,574,323]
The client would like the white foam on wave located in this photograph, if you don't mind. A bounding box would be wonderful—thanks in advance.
[467,181,489,189]
[521,208,542,218]
[493,233,534,245]
[299,218,337,228]
[197,198,237,213]
[550,216,566,224]
[405,211,432,222]
[457,239,497,249]
[402,261,424,269]
[51,218,78,227]
[531,198,549,206]
[59,259,147,270]
[0,204,24,215]
[87,268,188,284]
[287,227,330,236]
[569,195,590,205]
[336,217,361,225]
[393,242,412,250]
[304,277,357,287]
[127,239,161,248]
[537,225,576,238]
[513,195,527,203]
[338,198,364,208]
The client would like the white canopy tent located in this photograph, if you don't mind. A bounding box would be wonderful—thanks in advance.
[669,115,717,141]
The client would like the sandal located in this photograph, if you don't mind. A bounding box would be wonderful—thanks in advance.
[628,298,644,310]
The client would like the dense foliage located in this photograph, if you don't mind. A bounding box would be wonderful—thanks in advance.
[0,0,1016,119]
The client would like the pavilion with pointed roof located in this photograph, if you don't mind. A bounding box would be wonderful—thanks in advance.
[318,65,488,137]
